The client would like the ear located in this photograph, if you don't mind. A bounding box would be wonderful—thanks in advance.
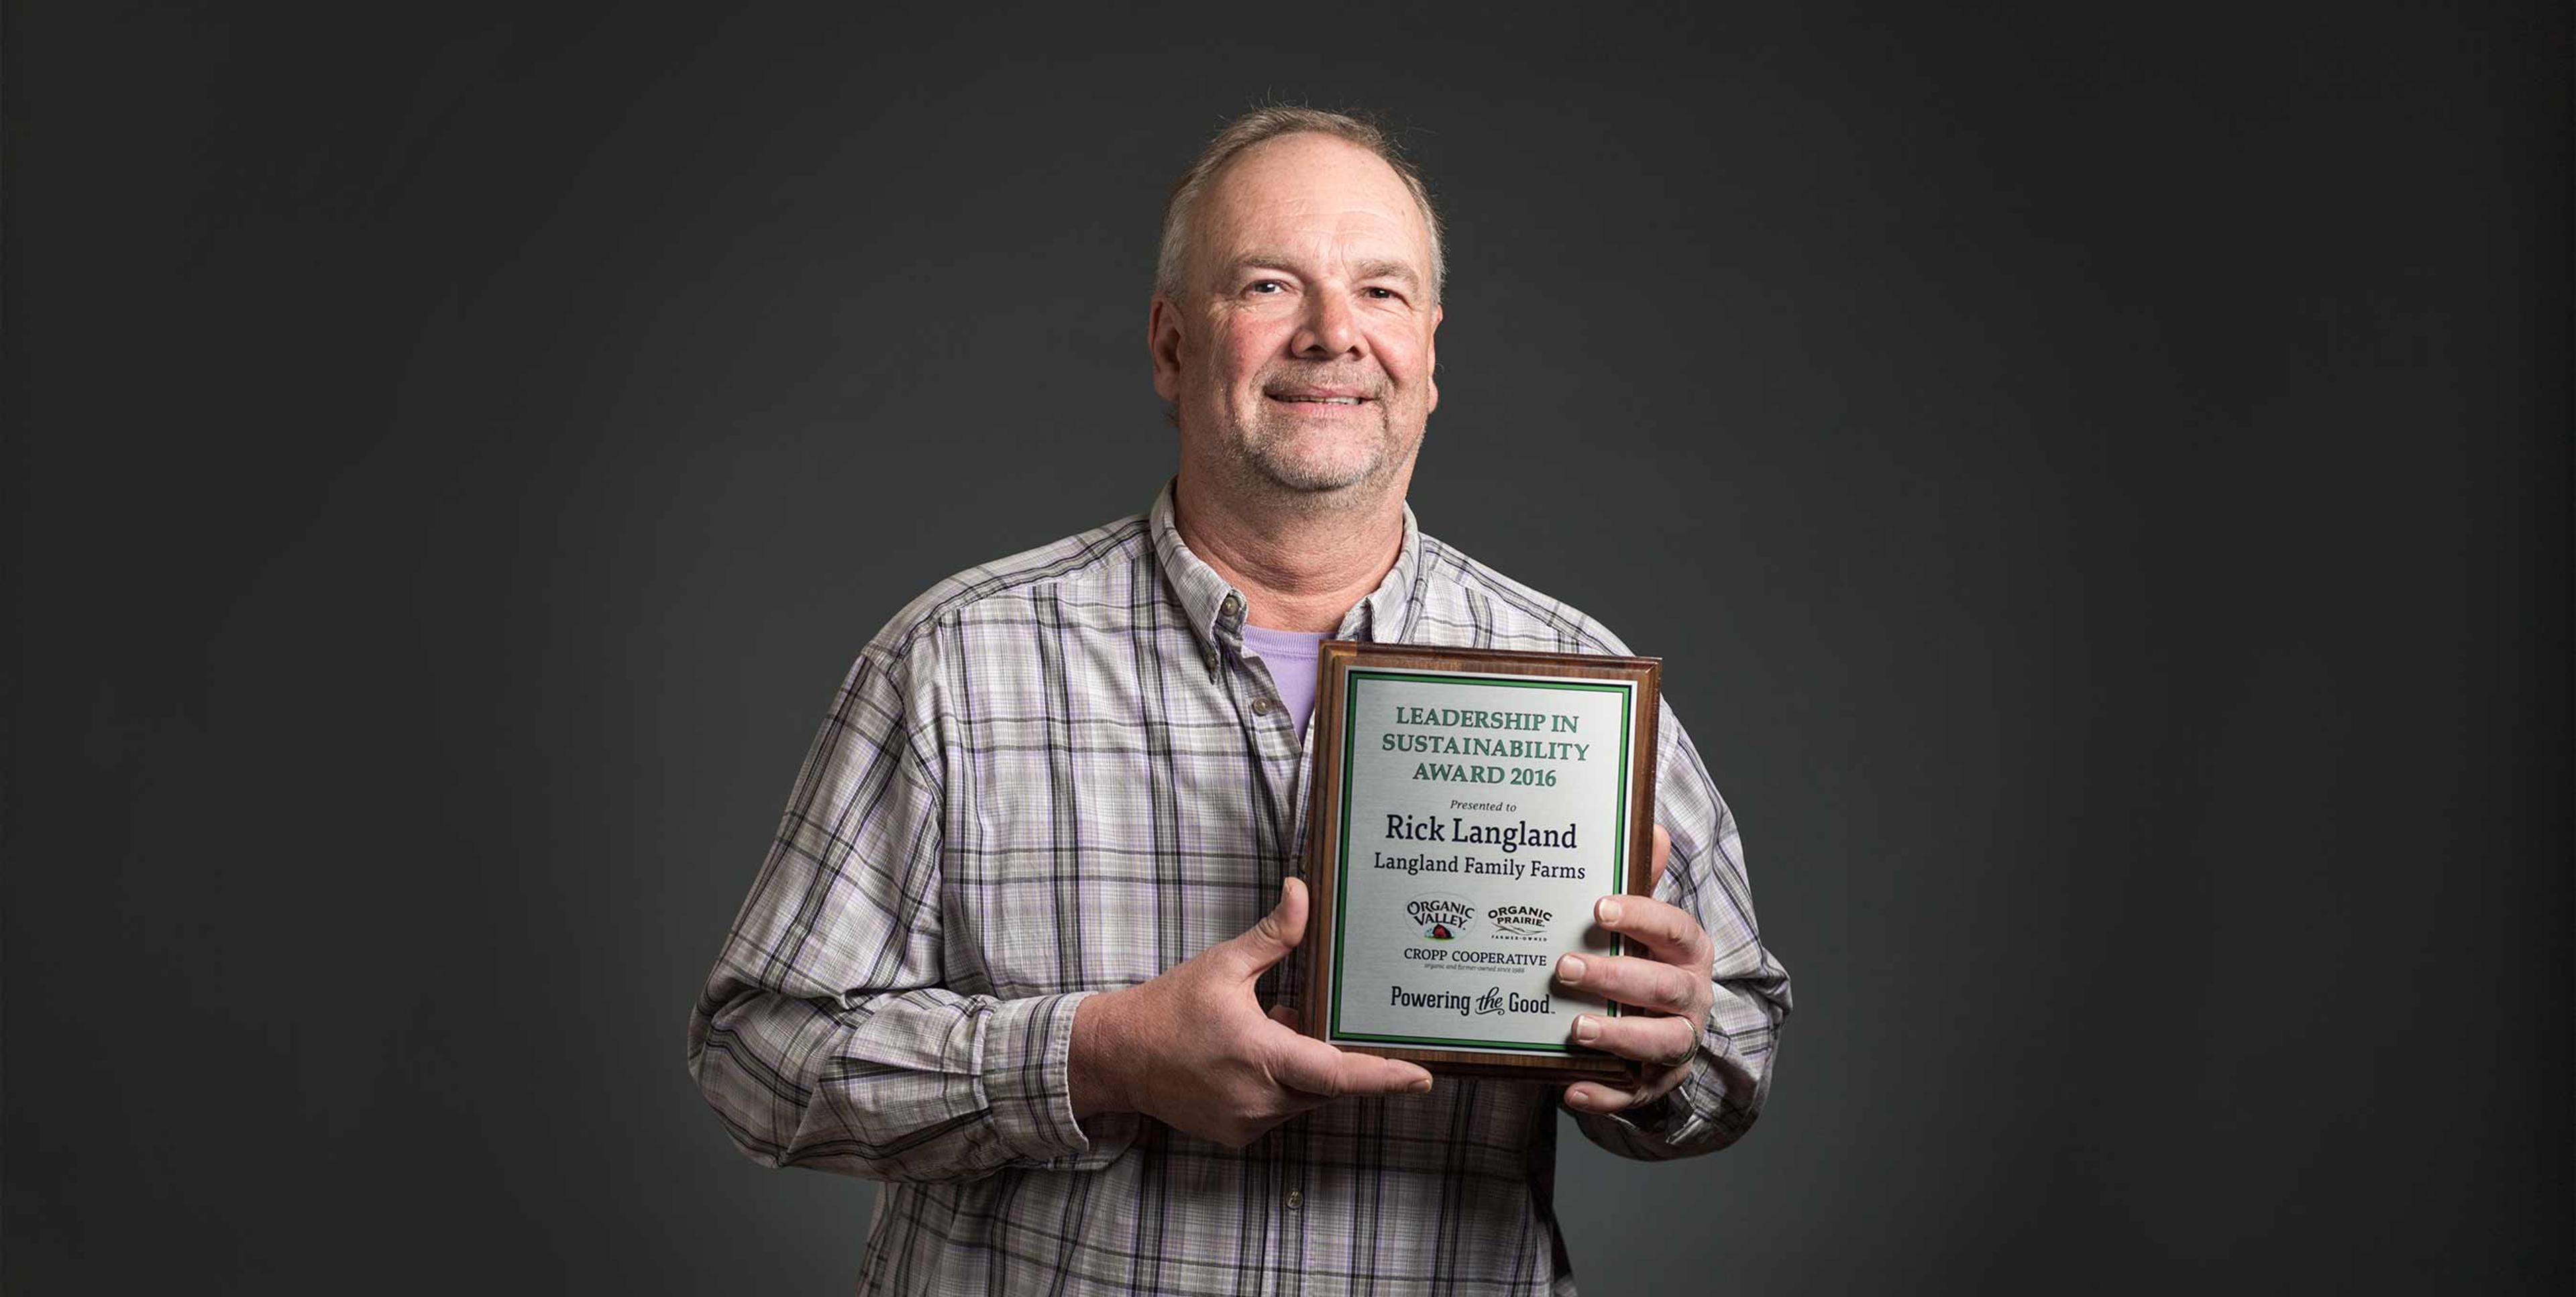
[1426,302,1442,415]
[1148,294,1185,404]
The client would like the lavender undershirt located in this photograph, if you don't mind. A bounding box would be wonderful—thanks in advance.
[1240,623,1330,744]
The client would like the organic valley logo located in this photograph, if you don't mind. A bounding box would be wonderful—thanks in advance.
[1487,905,1552,938]
[1405,895,1476,940]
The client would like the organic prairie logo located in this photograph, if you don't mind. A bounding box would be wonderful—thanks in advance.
[1405,895,1476,940]
[1487,905,1552,938]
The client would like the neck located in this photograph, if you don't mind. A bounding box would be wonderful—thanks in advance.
[1171,467,1407,632]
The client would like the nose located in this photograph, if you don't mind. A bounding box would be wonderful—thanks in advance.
[1291,288,1365,360]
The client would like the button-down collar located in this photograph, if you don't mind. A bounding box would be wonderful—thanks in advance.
[1146,480,1424,656]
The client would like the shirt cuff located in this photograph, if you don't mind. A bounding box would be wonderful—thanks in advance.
[1593,1084,1693,1141]
[1576,1039,1722,1152]
[976,990,1138,1170]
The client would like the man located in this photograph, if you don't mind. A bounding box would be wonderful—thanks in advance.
[688,107,1792,1294]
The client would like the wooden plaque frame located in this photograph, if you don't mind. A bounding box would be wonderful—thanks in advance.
[1298,641,1662,1084]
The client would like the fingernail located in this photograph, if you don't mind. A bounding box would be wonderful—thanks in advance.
[1574,1015,1600,1044]
[1557,954,1587,984]
[1410,1075,1433,1094]
[1597,897,1623,925]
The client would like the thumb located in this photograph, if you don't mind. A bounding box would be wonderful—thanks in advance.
[1222,877,1308,976]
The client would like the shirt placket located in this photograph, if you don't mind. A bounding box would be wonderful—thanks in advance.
[1214,591,1320,1296]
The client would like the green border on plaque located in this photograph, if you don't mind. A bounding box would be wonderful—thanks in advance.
[1328,669,1635,1052]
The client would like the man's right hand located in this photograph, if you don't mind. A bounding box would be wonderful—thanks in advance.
[1071,877,1434,1147]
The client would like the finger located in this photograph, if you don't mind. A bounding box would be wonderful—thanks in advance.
[1267,1003,1301,1029]
[1561,1080,1638,1114]
[1591,893,1711,970]
[1563,1062,1688,1114]
[1571,1011,1699,1068]
[1269,1031,1434,1099]
[1219,878,1309,977]
[1637,1062,1690,1105]
[1645,824,1671,895]
[1554,952,1705,1017]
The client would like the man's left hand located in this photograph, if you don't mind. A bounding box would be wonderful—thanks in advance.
[1554,825,1713,1115]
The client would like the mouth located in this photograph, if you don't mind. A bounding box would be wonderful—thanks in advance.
[1265,391,1373,408]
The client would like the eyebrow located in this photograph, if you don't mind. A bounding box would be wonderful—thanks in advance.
[1350,259,1423,289]
[1228,253,1423,290]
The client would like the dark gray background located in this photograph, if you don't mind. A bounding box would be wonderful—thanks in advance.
[7,2,2569,1292]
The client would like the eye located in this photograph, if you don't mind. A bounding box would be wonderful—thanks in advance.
[1363,286,1400,300]
[1247,279,1287,294]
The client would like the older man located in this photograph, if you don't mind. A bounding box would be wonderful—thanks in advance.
[688,107,1792,1294]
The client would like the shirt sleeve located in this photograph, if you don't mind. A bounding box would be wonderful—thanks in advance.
[1573,701,1793,1161]
[685,640,1137,1182]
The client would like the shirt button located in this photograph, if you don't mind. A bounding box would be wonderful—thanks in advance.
[1285,1190,1303,1210]
[1221,594,1242,618]
[1251,697,1272,716]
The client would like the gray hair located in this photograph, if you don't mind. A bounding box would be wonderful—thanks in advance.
[1154,106,1445,304]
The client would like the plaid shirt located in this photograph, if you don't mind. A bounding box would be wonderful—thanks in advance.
[688,483,1792,1295]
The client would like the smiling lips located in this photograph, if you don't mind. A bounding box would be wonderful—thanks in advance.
[1267,389,1372,406]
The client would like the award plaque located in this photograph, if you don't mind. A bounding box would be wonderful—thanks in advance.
[1299,641,1662,1082]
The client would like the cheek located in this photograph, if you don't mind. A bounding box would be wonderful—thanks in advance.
[1181,335,1246,401]
[1203,327,1275,394]
[1226,320,1288,376]
[1373,329,1433,386]
[1227,337,1276,384]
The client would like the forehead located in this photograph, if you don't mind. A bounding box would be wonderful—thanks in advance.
[1195,133,1433,272]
